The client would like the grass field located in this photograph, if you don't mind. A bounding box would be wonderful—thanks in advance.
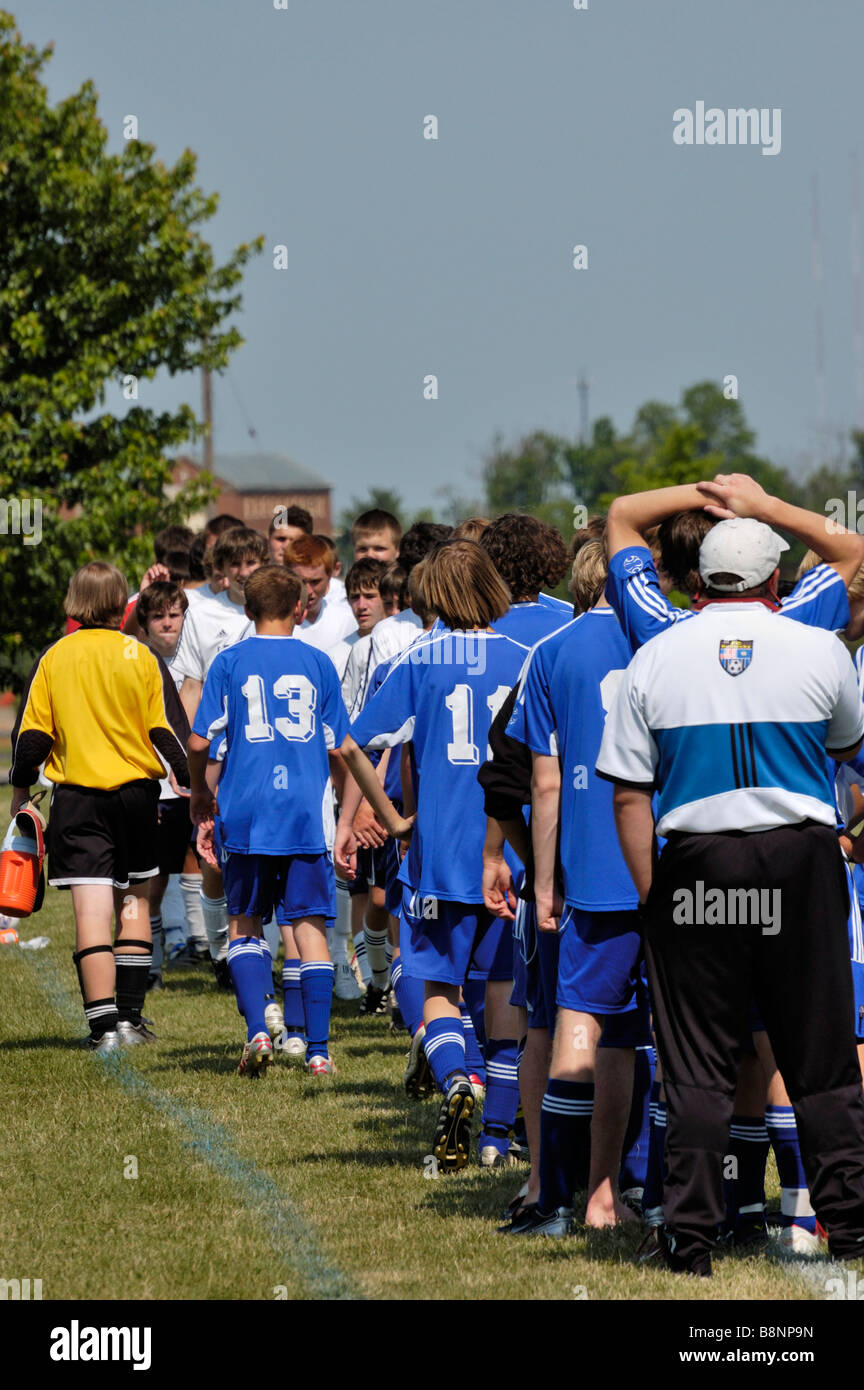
[0,790,852,1303]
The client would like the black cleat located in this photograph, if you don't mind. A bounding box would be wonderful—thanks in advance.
[432,1076,475,1173]
[359,982,390,1016]
[403,1027,435,1100]
[500,1204,573,1238]
[654,1225,712,1277]
[212,957,233,990]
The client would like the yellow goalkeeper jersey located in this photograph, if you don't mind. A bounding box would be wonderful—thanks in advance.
[16,627,180,790]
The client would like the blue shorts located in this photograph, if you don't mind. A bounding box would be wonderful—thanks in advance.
[510,895,560,1031]
[556,905,643,1016]
[348,839,400,899]
[221,848,334,926]
[400,887,496,987]
[598,981,652,1049]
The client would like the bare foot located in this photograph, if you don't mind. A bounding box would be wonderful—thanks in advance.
[585,1196,640,1228]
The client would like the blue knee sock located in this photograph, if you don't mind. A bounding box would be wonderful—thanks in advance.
[619,1044,655,1192]
[300,961,334,1061]
[391,959,425,1037]
[257,937,276,1003]
[481,1037,519,1155]
[461,977,486,1050]
[227,936,268,1041]
[642,1084,667,1226]
[462,1002,486,1084]
[724,1114,769,1231]
[765,1105,816,1232]
[282,958,304,1038]
[538,1079,594,1212]
[423,1015,467,1092]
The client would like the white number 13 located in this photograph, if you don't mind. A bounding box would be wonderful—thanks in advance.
[242,674,317,743]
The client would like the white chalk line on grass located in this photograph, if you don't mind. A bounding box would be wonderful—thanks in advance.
[31,955,363,1302]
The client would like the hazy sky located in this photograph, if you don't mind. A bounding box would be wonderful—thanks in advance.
[19,0,864,516]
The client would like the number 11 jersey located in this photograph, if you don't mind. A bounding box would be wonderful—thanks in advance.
[194,634,349,855]
[349,629,529,903]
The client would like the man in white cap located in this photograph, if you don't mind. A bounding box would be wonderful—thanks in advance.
[596,497,864,1276]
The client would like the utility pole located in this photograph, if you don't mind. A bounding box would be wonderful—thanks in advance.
[201,365,213,472]
[577,369,591,444]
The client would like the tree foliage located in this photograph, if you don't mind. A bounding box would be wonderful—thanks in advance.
[0,13,262,689]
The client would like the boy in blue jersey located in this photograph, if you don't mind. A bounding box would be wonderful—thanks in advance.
[470,513,572,1164]
[605,474,864,649]
[504,537,649,1235]
[188,565,349,1078]
[342,540,529,1171]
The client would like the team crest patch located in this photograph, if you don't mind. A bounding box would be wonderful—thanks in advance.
[719,638,753,677]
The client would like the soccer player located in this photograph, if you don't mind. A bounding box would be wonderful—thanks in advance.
[505,537,647,1234]
[135,582,197,981]
[367,523,453,669]
[189,565,349,1077]
[287,535,357,658]
[11,563,189,1052]
[173,527,269,980]
[268,504,313,564]
[342,540,530,1172]
[351,508,401,564]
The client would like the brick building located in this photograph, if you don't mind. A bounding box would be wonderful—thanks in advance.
[171,453,332,534]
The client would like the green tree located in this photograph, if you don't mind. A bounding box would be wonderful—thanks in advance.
[0,14,262,689]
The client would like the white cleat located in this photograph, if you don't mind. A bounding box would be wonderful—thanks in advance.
[333,959,363,1001]
[274,1033,307,1062]
[778,1223,823,1256]
[264,1002,285,1041]
[237,1032,273,1078]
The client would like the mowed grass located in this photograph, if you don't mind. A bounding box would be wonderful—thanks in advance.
[0,792,841,1301]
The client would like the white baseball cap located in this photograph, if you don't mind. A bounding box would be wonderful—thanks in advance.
[698,517,789,593]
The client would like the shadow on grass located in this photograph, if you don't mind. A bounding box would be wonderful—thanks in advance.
[0,1035,86,1051]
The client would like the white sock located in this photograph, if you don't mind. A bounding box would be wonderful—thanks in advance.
[200,892,229,962]
[364,921,390,988]
[353,935,372,985]
[332,877,353,964]
[180,873,207,946]
[161,874,187,950]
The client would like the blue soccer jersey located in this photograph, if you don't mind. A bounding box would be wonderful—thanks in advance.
[194,634,349,855]
[492,601,571,647]
[606,546,850,652]
[350,630,529,902]
[507,607,638,912]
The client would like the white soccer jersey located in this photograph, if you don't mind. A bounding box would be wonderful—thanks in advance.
[596,602,864,835]
[341,631,377,717]
[170,588,253,683]
[298,592,358,656]
[369,610,423,669]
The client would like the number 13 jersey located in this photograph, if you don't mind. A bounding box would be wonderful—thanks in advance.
[194,634,349,855]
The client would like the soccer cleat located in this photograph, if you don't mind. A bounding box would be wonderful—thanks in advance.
[432,1076,475,1173]
[620,1187,645,1218]
[778,1223,823,1256]
[237,1032,273,1078]
[468,1073,486,1107]
[264,1001,285,1041]
[306,1054,337,1077]
[211,957,233,990]
[275,1033,307,1062]
[501,1180,530,1223]
[333,959,363,1001]
[359,982,390,1016]
[480,1142,519,1169]
[87,1030,120,1055]
[723,1215,768,1252]
[654,1225,712,1278]
[403,1027,435,1100]
[116,1019,157,1046]
[390,1004,406,1034]
[502,1204,573,1238]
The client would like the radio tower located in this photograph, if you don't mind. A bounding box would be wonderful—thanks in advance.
[812,174,826,456]
[577,369,591,444]
[852,154,864,429]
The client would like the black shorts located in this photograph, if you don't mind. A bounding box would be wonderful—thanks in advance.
[47,780,160,890]
[157,796,193,875]
[347,840,400,898]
